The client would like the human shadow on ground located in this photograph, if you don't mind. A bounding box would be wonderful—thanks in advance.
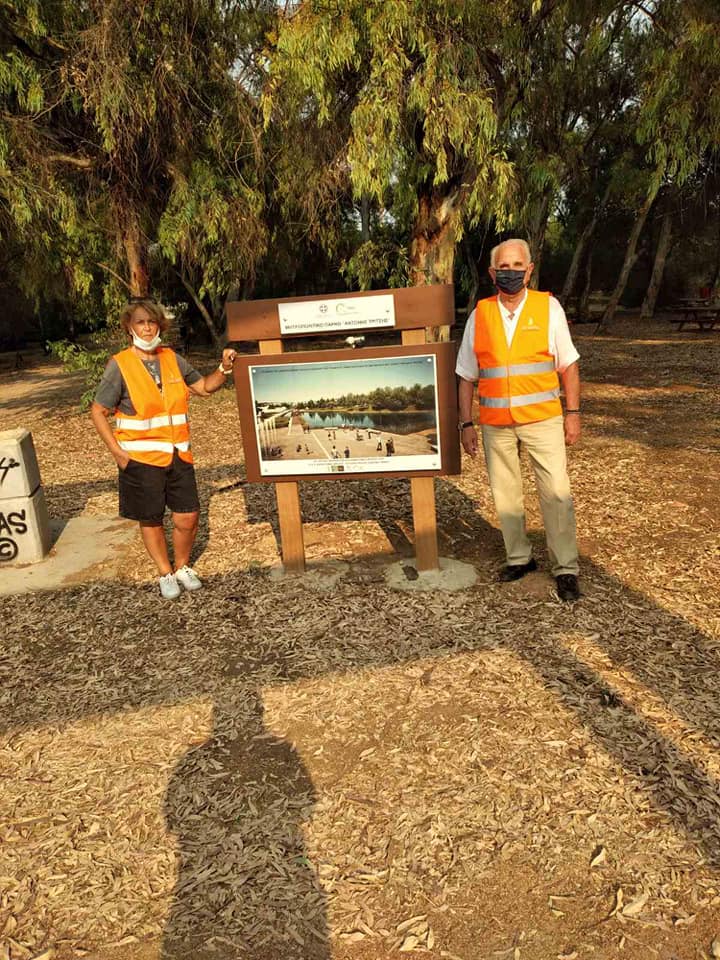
[161,692,327,960]
[2,478,720,956]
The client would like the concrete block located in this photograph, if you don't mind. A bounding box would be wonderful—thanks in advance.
[0,428,42,500]
[0,486,52,563]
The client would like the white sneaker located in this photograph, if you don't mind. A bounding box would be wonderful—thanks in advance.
[175,565,202,592]
[159,572,181,599]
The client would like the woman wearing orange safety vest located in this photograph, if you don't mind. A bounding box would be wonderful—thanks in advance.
[456,239,582,602]
[90,299,237,599]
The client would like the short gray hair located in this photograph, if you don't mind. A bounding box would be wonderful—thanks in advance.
[490,238,532,268]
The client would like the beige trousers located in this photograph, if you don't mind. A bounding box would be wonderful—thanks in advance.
[481,415,579,576]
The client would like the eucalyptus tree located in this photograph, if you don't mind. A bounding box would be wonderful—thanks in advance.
[266,0,550,324]
[0,0,104,316]
[508,0,645,289]
[600,0,720,324]
[2,0,269,339]
[266,0,677,342]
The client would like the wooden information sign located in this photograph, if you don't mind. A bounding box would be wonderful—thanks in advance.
[227,286,459,573]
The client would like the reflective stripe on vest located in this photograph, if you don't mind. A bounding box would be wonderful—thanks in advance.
[479,388,561,408]
[118,439,191,454]
[478,360,556,379]
[113,347,193,466]
[473,290,562,425]
[115,413,188,431]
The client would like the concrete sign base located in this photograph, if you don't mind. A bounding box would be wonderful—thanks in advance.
[0,427,52,565]
[0,428,42,498]
[384,556,478,593]
[0,486,52,563]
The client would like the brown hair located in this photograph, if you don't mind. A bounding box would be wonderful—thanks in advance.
[119,299,170,337]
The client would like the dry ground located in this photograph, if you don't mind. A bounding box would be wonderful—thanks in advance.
[1,320,719,960]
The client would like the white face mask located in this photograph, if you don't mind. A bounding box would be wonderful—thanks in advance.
[132,331,162,351]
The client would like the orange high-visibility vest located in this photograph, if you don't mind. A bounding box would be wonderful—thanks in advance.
[473,290,561,426]
[113,347,193,467]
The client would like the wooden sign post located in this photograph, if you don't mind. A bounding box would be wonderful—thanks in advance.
[227,287,459,574]
[258,336,306,572]
[401,327,439,572]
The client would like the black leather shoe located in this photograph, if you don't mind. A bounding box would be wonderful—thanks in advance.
[499,558,537,582]
[555,574,580,601]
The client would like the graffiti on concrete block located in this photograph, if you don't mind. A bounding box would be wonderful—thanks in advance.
[0,456,21,485]
[0,509,27,562]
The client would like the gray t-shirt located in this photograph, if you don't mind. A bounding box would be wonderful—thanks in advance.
[95,351,202,415]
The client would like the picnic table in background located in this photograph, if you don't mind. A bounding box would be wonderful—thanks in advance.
[668,299,720,331]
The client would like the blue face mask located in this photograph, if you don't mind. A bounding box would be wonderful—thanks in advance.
[494,268,527,295]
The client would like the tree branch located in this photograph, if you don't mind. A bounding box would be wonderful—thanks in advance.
[96,262,133,293]
[46,152,95,169]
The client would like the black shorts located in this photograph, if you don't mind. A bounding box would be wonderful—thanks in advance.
[118,451,200,523]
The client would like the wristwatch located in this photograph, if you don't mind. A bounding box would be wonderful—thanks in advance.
[458,420,474,430]
[565,408,581,414]
[218,362,233,375]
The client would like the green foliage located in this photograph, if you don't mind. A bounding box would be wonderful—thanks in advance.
[267,1,516,234]
[2,0,270,342]
[302,383,435,411]
[159,160,267,301]
[638,3,720,185]
[48,339,112,411]
[340,240,409,290]
[1,0,719,355]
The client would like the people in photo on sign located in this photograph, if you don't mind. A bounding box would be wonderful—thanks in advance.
[456,238,582,602]
[90,298,237,600]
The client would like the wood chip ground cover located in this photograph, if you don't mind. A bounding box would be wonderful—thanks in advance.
[0,321,719,960]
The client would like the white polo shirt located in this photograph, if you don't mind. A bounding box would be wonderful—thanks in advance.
[455,291,580,382]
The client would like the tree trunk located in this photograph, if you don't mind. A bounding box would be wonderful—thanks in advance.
[119,205,150,297]
[600,181,659,327]
[463,220,492,317]
[178,271,224,350]
[578,248,594,320]
[462,234,481,318]
[360,195,371,244]
[527,189,552,289]
[710,216,720,294]
[561,181,612,305]
[640,198,674,320]
[408,186,460,342]
[226,279,242,303]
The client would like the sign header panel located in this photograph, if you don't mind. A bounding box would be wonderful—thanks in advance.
[277,294,395,336]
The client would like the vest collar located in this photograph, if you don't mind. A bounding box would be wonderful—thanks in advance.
[496,288,528,321]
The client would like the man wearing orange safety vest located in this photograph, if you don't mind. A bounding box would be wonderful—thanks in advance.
[90,298,237,599]
[456,239,581,602]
